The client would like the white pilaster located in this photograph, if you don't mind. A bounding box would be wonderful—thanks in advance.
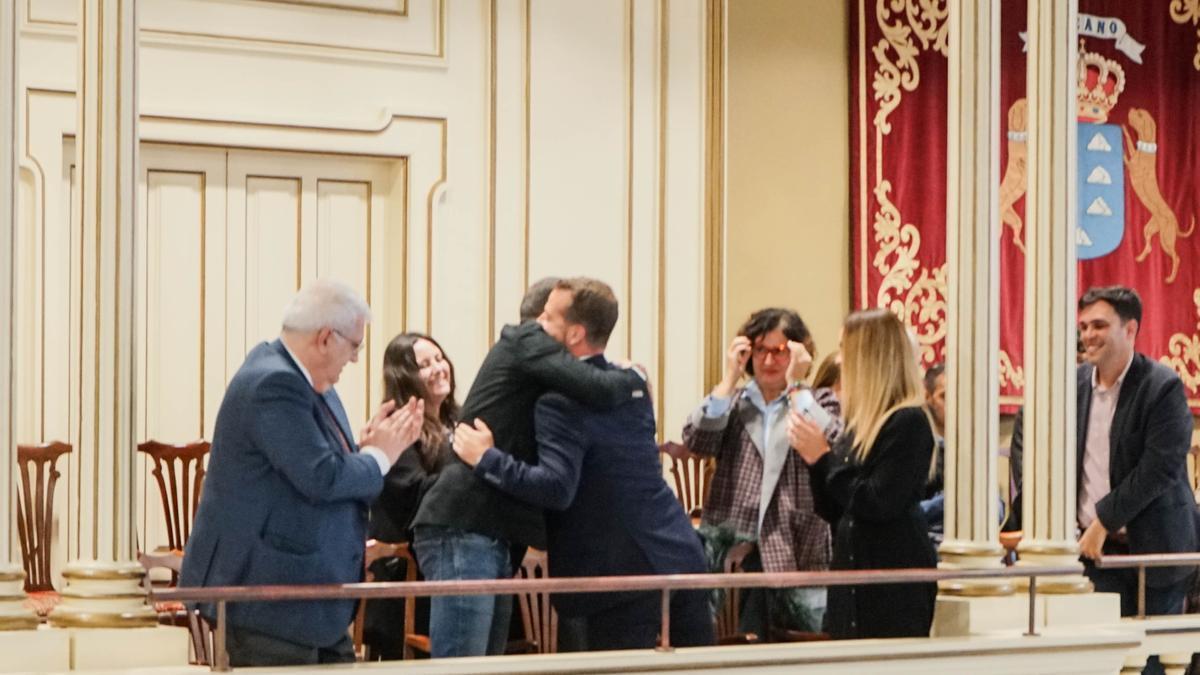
[50,0,153,628]
[1016,0,1091,595]
[0,0,40,633]
[936,0,1011,598]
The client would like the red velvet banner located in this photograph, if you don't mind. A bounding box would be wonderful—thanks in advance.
[850,0,1200,411]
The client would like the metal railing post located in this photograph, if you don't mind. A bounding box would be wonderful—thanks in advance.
[1137,565,1146,619]
[657,588,672,650]
[214,600,230,672]
[1025,576,1038,636]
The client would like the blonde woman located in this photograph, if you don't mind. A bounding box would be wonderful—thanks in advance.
[787,308,937,639]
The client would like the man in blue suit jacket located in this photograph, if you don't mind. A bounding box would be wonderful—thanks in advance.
[455,278,714,650]
[180,280,422,667]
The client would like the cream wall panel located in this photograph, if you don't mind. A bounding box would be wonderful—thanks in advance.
[243,175,303,352]
[24,0,445,63]
[141,171,208,442]
[725,0,850,363]
[660,0,707,439]
[626,0,660,373]
[490,0,531,337]
[135,144,228,555]
[14,0,719,565]
[526,0,630,359]
[226,149,399,429]
[316,179,373,418]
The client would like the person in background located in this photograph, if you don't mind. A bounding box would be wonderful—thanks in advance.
[812,350,842,398]
[789,308,937,640]
[363,332,458,659]
[920,363,946,546]
[679,308,838,637]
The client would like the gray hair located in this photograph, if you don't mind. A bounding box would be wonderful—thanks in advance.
[281,279,371,335]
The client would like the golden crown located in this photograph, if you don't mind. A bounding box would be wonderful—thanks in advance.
[1077,40,1125,124]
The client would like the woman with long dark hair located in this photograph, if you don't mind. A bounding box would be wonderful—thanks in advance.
[788,308,937,639]
[363,332,459,659]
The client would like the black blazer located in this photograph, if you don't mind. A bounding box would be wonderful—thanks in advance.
[1078,353,1198,586]
[412,321,645,550]
[810,406,937,639]
[473,356,705,617]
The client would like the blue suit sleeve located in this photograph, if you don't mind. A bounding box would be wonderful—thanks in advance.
[249,370,383,504]
[473,394,585,511]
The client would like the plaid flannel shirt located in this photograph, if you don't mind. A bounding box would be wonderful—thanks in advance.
[681,387,842,573]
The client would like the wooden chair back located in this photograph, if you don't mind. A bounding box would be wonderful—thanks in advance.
[353,540,428,661]
[514,548,557,654]
[138,550,212,665]
[137,440,209,551]
[16,442,72,593]
[661,441,714,518]
[715,541,758,644]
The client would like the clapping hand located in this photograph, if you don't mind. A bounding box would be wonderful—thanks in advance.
[787,410,830,466]
[361,396,424,464]
[452,419,495,467]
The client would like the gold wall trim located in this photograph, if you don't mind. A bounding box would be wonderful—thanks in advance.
[702,0,724,393]
[522,0,531,293]
[857,0,868,308]
[486,0,497,344]
[625,0,634,356]
[251,0,409,17]
[425,120,448,330]
[27,0,440,60]
[656,0,668,438]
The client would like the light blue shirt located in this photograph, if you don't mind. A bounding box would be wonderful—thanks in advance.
[704,380,790,535]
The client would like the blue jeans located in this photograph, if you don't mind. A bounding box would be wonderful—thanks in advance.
[412,525,513,658]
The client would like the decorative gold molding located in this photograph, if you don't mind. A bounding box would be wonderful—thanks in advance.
[625,0,634,357]
[26,0,442,63]
[523,0,531,293]
[487,0,497,344]
[703,0,725,393]
[252,0,409,17]
[1170,0,1200,71]
[1161,288,1200,394]
[656,0,669,439]
[868,0,949,365]
[999,349,1025,390]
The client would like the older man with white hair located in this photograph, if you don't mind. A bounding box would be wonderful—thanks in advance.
[181,279,422,667]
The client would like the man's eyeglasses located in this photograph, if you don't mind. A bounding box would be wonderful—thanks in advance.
[752,343,790,359]
[332,329,364,354]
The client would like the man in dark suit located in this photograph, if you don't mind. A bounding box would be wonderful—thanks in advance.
[180,280,422,667]
[410,278,646,657]
[1076,286,1197,621]
[454,278,714,650]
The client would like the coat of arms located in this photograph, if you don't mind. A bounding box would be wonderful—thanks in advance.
[999,40,1193,283]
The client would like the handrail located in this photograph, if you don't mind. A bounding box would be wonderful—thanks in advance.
[1094,553,1200,620]
[155,564,1084,672]
[155,565,1079,603]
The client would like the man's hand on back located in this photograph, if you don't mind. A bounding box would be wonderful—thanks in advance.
[362,396,424,464]
[453,419,495,467]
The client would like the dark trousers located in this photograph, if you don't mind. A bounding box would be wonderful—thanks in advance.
[226,625,355,667]
[585,589,715,651]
